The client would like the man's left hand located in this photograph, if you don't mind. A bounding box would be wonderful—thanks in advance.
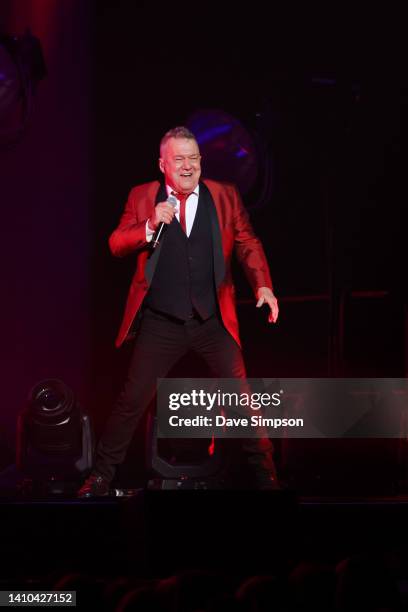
[256,287,279,323]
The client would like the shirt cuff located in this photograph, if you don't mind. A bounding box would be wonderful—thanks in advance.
[146,219,155,242]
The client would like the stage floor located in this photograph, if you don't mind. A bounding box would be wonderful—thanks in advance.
[2,490,408,580]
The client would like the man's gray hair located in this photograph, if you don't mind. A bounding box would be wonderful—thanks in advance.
[160,126,197,156]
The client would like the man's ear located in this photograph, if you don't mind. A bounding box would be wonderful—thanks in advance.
[158,158,165,174]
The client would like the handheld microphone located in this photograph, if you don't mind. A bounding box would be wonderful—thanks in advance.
[152,194,178,249]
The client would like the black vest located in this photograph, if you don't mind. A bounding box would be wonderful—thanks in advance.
[144,190,217,320]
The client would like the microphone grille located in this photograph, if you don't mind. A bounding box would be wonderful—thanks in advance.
[167,194,177,207]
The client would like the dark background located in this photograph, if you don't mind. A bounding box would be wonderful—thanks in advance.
[1,1,406,481]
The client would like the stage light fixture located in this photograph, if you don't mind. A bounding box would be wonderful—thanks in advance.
[185,108,259,196]
[16,379,93,495]
[145,413,231,490]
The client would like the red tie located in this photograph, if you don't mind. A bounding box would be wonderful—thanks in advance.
[172,191,190,234]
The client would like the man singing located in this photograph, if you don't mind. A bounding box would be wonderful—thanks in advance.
[78,126,279,497]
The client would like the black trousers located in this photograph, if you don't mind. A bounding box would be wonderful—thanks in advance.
[94,308,275,483]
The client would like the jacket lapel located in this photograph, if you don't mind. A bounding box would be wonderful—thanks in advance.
[199,181,226,289]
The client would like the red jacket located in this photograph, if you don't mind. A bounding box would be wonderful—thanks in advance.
[109,178,273,348]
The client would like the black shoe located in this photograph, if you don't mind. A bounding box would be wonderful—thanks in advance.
[77,474,110,498]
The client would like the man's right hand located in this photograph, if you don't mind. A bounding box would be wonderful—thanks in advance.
[147,201,176,232]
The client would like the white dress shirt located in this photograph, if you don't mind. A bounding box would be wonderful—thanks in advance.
[146,184,200,241]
